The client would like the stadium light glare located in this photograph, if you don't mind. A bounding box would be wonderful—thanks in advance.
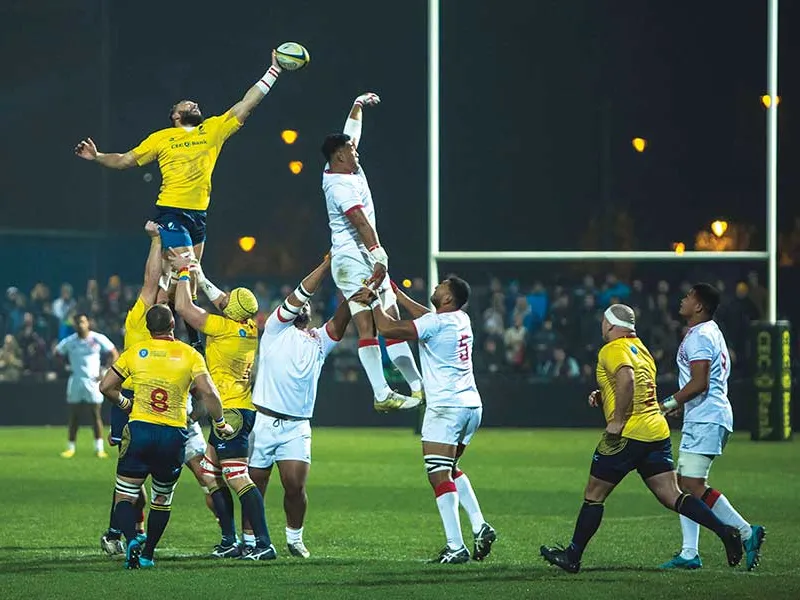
[402,279,412,289]
[238,236,256,252]
[761,94,780,108]
[672,242,686,255]
[289,161,303,175]
[281,130,298,144]
[632,137,647,152]
[711,220,728,238]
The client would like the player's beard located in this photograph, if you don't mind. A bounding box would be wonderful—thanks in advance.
[179,111,204,126]
[430,294,440,309]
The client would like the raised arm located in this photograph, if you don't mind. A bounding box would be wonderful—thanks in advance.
[74,137,138,169]
[228,51,282,125]
[351,287,418,341]
[172,263,210,333]
[390,281,431,320]
[325,300,352,341]
[141,221,163,306]
[343,93,380,148]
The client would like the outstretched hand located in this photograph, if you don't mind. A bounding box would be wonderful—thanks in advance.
[354,92,380,108]
[74,137,98,160]
[144,221,161,238]
[167,248,199,272]
[351,287,378,306]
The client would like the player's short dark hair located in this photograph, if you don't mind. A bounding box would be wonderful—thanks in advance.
[321,133,351,162]
[446,276,471,309]
[146,304,174,334]
[691,282,721,316]
[74,312,89,323]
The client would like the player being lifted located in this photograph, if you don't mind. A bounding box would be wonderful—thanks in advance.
[539,305,743,573]
[170,255,275,560]
[321,93,423,412]
[74,51,287,346]
[353,277,496,564]
[658,284,765,571]
[243,255,351,558]
[99,304,233,569]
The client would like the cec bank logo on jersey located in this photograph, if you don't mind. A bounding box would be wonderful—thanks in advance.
[630,345,638,355]
[239,329,247,337]
[139,349,149,358]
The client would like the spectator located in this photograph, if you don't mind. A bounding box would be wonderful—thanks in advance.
[16,312,49,375]
[52,283,76,322]
[529,318,559,367]
[538,346,581,379]
[573,275,596,301]
[747,271,767,319]
[35,302,60,342]
[475,336,504,374]
[525,281,549,329]
[511,296,532,330]
[503,314,528,370]
[482,293,506,338]
[598,274,631,306]
[0,334,24,381]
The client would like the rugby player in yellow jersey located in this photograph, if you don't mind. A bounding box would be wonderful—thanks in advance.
[171,257,276,560]
[540,304,743,573]
[99,303,233,569]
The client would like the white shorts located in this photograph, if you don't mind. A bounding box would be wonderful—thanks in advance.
[66,376,103,404]
[184,421,206,464]
[421,406,483,446]
[331,253,394,310]
[679,422,731,456]
[249,412,312,469]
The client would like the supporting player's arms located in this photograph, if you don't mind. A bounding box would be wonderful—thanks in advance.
[99,368,132,412]
[325,301,352,341]
[288,255,331,308]
[661,360,710,412]
[140,221,163,306]
[607,366,634,435]
[74,137,137,169]
[390,280,431,320]
[344,209,387,287]
[352,288,418,341]
[173,267,210,334]
[228,50,282,124]
[343,93,380,148]
[192,373,234,436]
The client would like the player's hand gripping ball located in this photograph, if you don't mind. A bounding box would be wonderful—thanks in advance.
[275,42,310,71]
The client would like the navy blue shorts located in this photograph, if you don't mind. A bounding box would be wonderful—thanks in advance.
[590,434,674,485]
[117,421,187,480]
[109,389,134,446]
[209,408,256,460]
[154,207,207,248]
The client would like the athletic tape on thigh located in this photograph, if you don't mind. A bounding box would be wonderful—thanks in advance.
[380,285,397,310]
[115,477,142,500]
[221,460,249,481]
[424,454,455,474]
[677,452,713,479]
[151,478,178,506]
[200,455,221,477]
[347,300,370,316]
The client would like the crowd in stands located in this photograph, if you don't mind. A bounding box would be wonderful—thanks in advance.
[0,271,776,384]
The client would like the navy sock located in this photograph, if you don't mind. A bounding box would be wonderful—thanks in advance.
[675,493,726,537]
[108,487,119,533]
[238,484,271,548]
[569,500,604,559]
[211,488,237,545]
[113,500,138,544]
[142,505,171,559]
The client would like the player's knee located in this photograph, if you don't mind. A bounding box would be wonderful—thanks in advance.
[424,454,456,486]
[151,478,178,508]
[200,454,222,486]
[115,477,142,502]
[221,460,251,488]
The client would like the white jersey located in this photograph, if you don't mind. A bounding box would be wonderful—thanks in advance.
[323,167,377,263]
[252,309,339,419]
[677,320,733,431]
[413,310,482,409]
[55,332,115,381]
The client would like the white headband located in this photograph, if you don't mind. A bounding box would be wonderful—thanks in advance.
[604,306,635,331]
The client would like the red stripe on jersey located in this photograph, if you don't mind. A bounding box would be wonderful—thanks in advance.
[434,481,457,498]
[276,308,293,323]
[325,321,342,342]
[358,338,379,348]
[344,204,365,216]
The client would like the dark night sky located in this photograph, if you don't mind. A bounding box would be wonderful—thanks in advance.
[0,1,796,283]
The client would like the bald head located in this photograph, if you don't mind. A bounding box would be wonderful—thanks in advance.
[602,304,636,341]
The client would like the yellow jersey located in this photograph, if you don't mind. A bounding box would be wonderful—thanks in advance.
[596,336,670,442]
[203,315,258,410]
[130,112,242,211]
[121,296,151,391]
[111,337,208,428]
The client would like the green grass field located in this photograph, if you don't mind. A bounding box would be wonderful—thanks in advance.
[1,427,798,599]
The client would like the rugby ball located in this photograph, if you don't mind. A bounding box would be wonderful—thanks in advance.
[275,42,310,71]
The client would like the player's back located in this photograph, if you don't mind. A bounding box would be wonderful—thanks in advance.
[322,167,376,258]
[203,315,258,410]
[114,338,206,428]
[130,112,242,211]
[678,320,732,428]
[414,310,481,409]
[596,336,669,442]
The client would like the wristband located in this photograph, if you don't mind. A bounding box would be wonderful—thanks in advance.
[369,245,388,268]
[661,396,679,413]
[213,416,227,429]
[369,298,381,310]
[177,268,191,282]
[117,395,132,411]
[255,65,281,95]
[295,283,313,303]
[197,266,225,302]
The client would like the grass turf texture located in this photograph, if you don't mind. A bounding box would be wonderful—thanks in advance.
[0,427,797,600]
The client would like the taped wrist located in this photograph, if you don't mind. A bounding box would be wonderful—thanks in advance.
[197,265,224,302]
[255,65,281,95]
[369,245,388,268]
[661,396,679,413]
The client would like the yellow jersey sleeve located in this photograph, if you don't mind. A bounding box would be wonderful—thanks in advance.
[599,343,633,375]
[130,132,161,166]
[191,349,209,380]
[204,111,242,144]
[112,350,131,380]
[203,314,237,337]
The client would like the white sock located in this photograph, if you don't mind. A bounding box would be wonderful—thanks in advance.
[67,441,76,452]
[286,526,303,545]
[434,481,464,550]
[454,471,485,534]
[94,438,104,452]
[679,514,700,559]
[710,493,751,540]
[243,533,256,548]
[357,340,391,400]
[385,341,423,393]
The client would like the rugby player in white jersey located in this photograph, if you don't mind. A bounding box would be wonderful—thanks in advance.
[56,314,118,458]
[242,255,351,558]
[321,92,422,412]
[353,277,496,564]
[658,283,765,571]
